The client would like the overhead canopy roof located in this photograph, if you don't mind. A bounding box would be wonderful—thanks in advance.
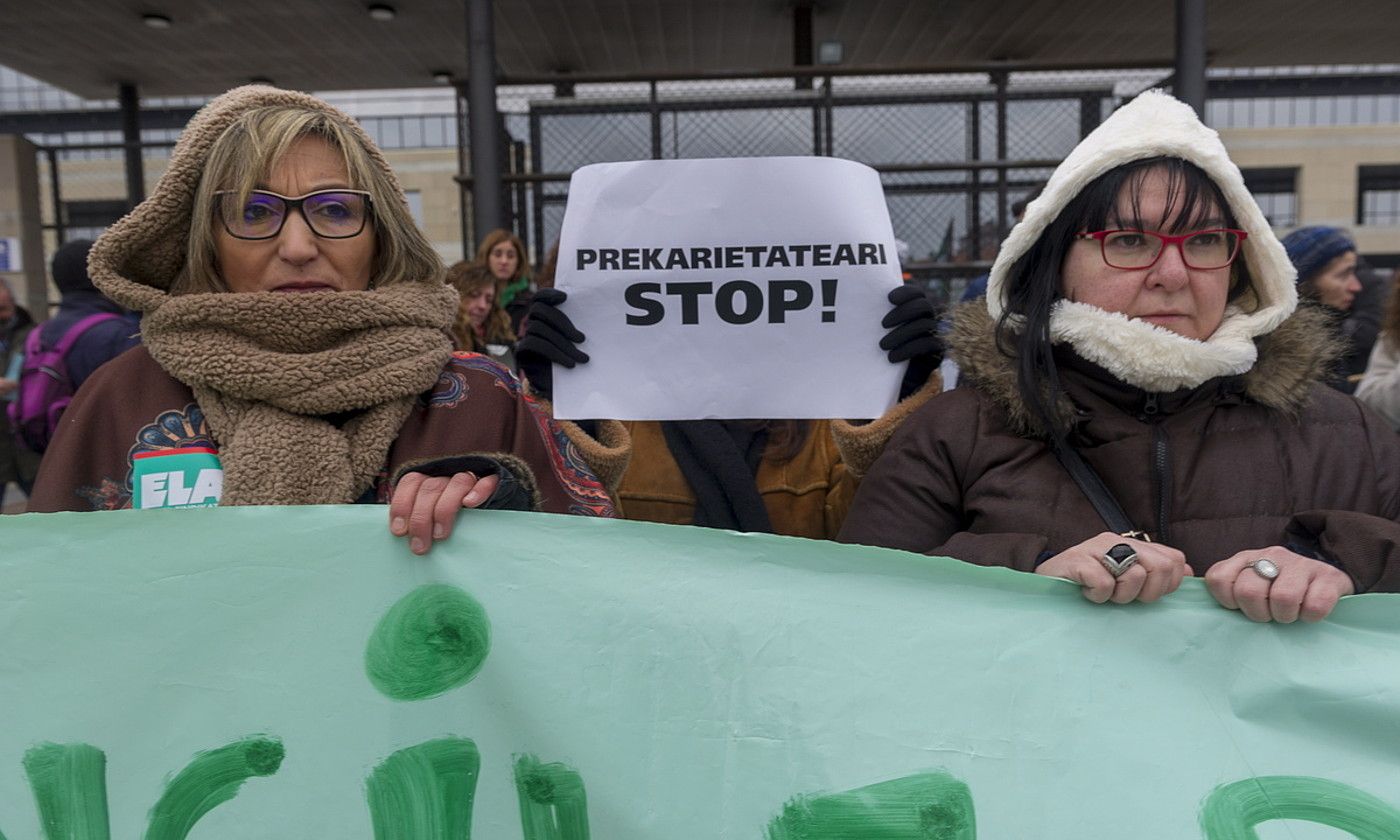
[1,0,1397,99]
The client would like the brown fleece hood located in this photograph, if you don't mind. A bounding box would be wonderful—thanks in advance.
[84,85,457,505]
[88,84,435,310]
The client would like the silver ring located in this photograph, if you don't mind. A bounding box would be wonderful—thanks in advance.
[1101,543,1139,578]
[1248,558,1280,581]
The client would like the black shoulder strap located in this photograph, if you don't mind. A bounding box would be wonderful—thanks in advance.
[1052,443,1151,541]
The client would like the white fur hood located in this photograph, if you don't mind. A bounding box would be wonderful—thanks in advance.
[983,90,1299,392]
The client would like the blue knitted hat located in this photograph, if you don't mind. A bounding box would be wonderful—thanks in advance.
[1281,226,1355,284]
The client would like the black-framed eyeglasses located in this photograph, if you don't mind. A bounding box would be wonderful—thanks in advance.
[214,189,373,240]
[1074,228,1248,270]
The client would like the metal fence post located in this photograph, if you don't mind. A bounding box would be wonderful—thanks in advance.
[454,82,472,261]
[466,0,504,245]
[968,100,981,260]
[650,80,662,159]
[118,82,144,209]
[823,75,834,156]
[1175,0,1208,115]
[529,109,546,266]
[45,147,63,246]
[993,70,1009,245]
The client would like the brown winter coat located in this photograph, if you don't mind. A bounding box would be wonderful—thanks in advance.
[29,348,616,516]
[613,374,940,538]
[617,420,855,539]
[838,305,1400,593]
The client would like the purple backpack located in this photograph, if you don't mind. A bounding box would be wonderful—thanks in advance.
[7,313,119,452]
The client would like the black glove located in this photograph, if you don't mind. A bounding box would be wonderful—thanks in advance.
[879,285,944,400]
[516,288,589,401]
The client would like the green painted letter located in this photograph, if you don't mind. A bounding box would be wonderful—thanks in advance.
[1200,775,1400,839]
[366,584,492,701]
[23,743,111,840]
[366,737,480,840]
[513,754,590,840]
[143,736,283,840]
[766,771,976,840]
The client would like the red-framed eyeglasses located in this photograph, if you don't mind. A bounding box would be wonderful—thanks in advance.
[1074,228,1248,270]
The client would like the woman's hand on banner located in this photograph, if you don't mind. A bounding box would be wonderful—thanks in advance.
[1037,532,1192,605]
[517,289,589,400]
[880,285,944,399]
[389,470,502,555]
[1205,547,1355,622]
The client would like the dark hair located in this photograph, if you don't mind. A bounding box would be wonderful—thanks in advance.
[446,260,515,350]
[1011,183,1044,220]
[1380,268,1400,351]
[994,157,1253,445]
[51,238,98,297]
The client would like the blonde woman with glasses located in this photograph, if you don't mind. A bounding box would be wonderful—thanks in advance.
[29,86,621,549]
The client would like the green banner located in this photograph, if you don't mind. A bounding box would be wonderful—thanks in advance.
[2,507,1399,839]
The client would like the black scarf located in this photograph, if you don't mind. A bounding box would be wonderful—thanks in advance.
[660,420,773,533]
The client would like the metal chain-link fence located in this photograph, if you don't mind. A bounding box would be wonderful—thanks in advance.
[31,139,174,306]
[482,67,1175,300]
[15,64,1400,302]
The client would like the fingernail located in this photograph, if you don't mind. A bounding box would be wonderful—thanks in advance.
[392,517,405,534]
[410,538,425,554]
[433,524,445,539]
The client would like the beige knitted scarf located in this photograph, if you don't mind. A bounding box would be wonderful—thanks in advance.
[141,283,457,505]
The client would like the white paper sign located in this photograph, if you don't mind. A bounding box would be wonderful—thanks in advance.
[553,157,904,420]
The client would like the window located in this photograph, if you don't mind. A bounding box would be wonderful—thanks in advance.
[404,190,424,227]
[1358,165,1400,226]
[63,199,129,230]
[1241,167,1298,227]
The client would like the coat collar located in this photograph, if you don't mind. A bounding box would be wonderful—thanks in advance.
[949,301,1342,438]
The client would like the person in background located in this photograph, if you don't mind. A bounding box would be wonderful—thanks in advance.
[1342,262,1389,386]
[0,278,39,508]
[959,184,1045,303]
[516,284,944,539]
[29,85,617,551]
[447,260,517,370]
[1354,267,1400,430]
[839,90,1400,622]
[1281,225,1375,393]
[475,228,533,334]
[34,239,141,393]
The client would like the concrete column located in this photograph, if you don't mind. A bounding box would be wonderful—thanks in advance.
[119,82,145,209]
[1174,0,1207,115]
[466,0,504,246]
[0,136,50,316]
[793,3,814,91]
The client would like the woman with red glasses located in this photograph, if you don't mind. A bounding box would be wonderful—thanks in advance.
[839,90,1400,621]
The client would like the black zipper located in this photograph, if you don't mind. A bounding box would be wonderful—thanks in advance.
[1139,393,1172,544]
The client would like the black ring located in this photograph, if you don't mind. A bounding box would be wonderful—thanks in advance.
[1101,543,1139,578]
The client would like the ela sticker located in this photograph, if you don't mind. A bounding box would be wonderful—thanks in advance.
[131,447,224,509]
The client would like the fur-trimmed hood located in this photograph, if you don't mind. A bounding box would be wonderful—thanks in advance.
[988,90,1296,329]
[88,85,418,313]
[949,302,1344,438]
[982,90,1300,394]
